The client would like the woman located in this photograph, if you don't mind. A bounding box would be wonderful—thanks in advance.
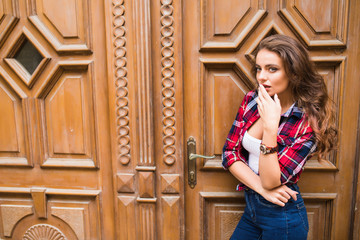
[222,34,337,239]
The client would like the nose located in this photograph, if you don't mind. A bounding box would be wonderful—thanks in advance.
[257,69,266,83]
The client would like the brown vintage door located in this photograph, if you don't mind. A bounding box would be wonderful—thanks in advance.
[0,0,114,239]
[184,0,360,239]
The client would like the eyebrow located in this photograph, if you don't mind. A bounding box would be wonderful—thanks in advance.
[255,64,281,68]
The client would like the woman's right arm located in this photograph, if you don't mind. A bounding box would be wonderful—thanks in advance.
[229,161,298,207]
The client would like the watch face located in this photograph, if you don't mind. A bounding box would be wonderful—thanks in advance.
[260,144,267,154]
[260,143,277,154]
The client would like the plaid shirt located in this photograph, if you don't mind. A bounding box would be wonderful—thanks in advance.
[222,90,317,191]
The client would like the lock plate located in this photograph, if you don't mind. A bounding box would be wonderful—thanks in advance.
[187,137,196,188]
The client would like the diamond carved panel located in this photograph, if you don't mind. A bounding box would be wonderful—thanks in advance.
[27,0,92,53]
[0,0,19,48]
[201,0,266,50]
[3,27,50,88]
[278,0,349,47]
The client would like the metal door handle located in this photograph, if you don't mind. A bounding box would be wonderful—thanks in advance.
[187,137,215,188]
[189,153,215,160]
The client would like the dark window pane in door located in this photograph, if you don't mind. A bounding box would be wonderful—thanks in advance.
[14,39,43,75]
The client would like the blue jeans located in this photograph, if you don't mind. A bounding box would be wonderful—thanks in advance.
[230,184,309,240]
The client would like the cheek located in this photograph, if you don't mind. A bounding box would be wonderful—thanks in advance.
[274,75,289,89]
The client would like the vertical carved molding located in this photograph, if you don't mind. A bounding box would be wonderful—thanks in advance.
[112,0,131,165]
[158,0,183,239]
[139,203,156,240]
[134,0,154,166]
[160,0,176,166]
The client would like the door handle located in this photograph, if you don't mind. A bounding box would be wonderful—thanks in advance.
[187,137,215,189]
[189,153,215,160]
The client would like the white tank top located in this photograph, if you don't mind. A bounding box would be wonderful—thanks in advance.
[242,131,261,174]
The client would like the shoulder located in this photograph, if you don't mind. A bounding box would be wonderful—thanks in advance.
[281,104,315,140]
[245,90,257,100]
[290,112,315,139]
[242,90,257,105]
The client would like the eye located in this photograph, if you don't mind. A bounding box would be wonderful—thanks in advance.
[255,66,261,72]
[269,67,278,73]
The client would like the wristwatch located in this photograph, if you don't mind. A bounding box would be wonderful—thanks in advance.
[259,143,277,155]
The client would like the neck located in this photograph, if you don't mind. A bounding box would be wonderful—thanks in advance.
[278,91,294,114]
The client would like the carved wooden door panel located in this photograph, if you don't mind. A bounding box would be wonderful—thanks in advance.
[0,0,114,239]
[183,0,360,239]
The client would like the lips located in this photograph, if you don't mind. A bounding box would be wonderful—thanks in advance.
[262,84,271,89]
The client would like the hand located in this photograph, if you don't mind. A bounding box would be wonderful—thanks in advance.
[256,84,281,130]
[260,185,298,207]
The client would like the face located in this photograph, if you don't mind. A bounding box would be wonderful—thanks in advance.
[255,49,291,99]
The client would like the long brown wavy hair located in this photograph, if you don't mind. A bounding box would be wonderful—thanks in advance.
[253,34,338,160]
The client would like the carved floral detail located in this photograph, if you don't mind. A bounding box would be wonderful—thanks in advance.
[161,0,176,165]
[23,224,67,240]
[112,0,130,165]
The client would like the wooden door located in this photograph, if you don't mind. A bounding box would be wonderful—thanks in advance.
[0,0,114,239]
[183,0,360,239]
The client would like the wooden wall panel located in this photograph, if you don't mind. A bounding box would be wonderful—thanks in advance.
[155,0,184,238]
[0,67,30,166]
[302,194,337,240]
[139,203,156,239]
[161,196,180,240]
[0,188,100,239]
[184,0,358,239]
[105,0,185,238]
[0,0,114,238]
[200,192,245,240]
[117,196,136,239]
[27,0,92,53]
[200,61,254,170]
[0,79,23,151]
[201,0,266,50]
[105,0,138,239]
[0,204,33,237]
[0,0,19,48]
[278,0,349,47]
[36,62,97,168]
[200,192,337,240]
[133,0,154,167]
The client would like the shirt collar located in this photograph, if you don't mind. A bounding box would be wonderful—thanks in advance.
[281,102,304,119]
